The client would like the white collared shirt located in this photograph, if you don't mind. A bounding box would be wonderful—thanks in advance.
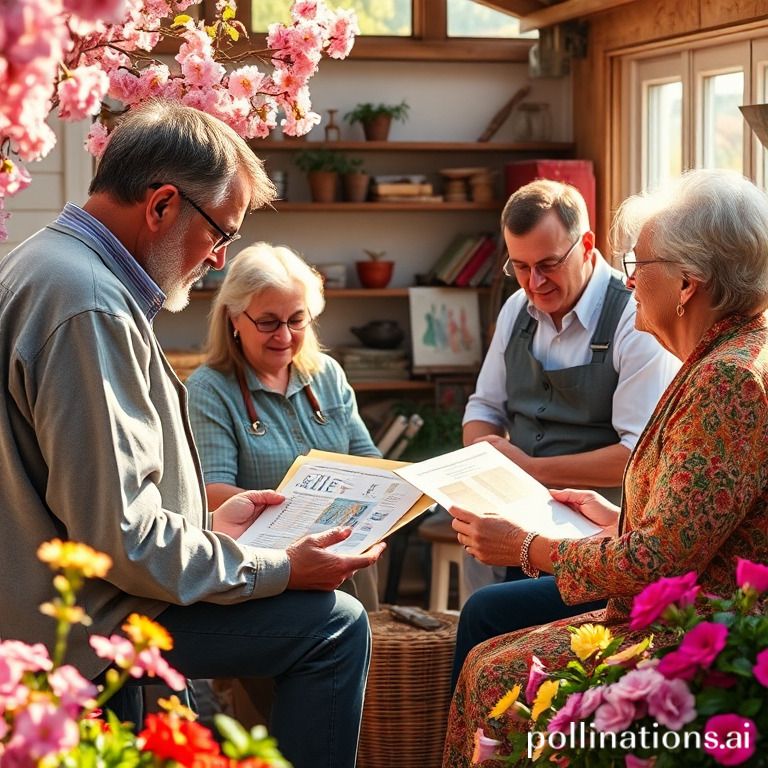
[463,253,681,450]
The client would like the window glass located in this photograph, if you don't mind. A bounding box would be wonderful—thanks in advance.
[446,0,536,39]
[644,80,682,190]
[251,0,412,36]
[702,70,743,172]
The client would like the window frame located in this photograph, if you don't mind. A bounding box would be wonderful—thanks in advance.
[201,0,533,62]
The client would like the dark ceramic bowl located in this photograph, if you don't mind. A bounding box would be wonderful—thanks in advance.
[351,320,405,349]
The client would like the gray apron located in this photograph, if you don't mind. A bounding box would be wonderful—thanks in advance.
[504,271,631,504]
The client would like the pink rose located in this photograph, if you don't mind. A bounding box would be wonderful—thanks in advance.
[526,655,548,704]
[735,558,768,594]
[593,689,638,732]
[548,692,583,734]
[578,686,605,719]
[677,621,729,667]
[612,668,664,701]
[753,648,768,687]
[703,714,757,765]
[656,649,699,681]
[629,572,699,630]
[647,677,696,730]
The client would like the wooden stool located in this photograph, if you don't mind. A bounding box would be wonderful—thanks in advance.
[417,510,468,611]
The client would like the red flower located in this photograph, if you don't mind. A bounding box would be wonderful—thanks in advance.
[139,712,221,767]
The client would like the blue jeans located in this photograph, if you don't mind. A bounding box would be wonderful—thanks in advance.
[451,573,606,689]
[146,590,369,768]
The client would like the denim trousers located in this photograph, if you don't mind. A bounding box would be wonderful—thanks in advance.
[451,572,606,689]
[108,589,370,768]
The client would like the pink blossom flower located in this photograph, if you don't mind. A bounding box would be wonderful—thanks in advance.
[57,65,110,120]
[48,664,98,714]
[629,571,699,630]
[735,558,768,594]
[547,692,584,734]
[7,700,79,760]
[611,667,665,701]
[656,649,699,680]
[0,640,52,674]
[135,647,186,690]
[471,728,502,764]
[0,159,32,197]
[703,714,757,765]
[753,648,768,687]
[89,634,136,668]
[593,689,637,732]
[526,655,548,704]
[677,621,728,667]
[85,121,111,158]
[228,65,266,99]
[647,677,696,730]
[63,0,128,24]
[625,756,655,767]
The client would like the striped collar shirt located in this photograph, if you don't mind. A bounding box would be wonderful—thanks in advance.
[56,202,166,321]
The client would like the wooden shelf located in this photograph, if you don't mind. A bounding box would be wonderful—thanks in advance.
[350,380,435,392]
[189,286,492,300]
[255,140,575,153]
[264,201,504,212]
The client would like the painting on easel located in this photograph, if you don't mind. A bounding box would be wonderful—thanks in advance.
[408,287,482,373]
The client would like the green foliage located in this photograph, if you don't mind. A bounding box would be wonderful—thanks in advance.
[215,715,291,766]
[294,148,348,173]
[344,100,410,125]
[393,401,463,461]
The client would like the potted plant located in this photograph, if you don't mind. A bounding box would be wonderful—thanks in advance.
[344,100,410,141]
[356,249,395,288]
[340,156,370,203]
[294,148,346,202]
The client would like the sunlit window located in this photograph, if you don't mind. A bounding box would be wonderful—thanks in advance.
[701,70,743,172]
[251,0,413,36]
[644,80,682,190]
[446,0,536,39]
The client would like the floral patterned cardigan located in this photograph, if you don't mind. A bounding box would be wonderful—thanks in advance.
[444,312,768,768]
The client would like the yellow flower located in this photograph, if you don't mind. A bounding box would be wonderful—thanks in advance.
[569,623,613,661]
[604,635,652,666]
[37,539,112,579]
[531,679,560,721]
[159,694,198,721]
[123,613,173,651]
[489,684,521,719]
[39,601,89,625]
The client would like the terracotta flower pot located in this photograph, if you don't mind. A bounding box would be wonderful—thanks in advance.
[307,171,338,203]
[343,172,370,203]
[356,260,394,289]
[362,114,392,142]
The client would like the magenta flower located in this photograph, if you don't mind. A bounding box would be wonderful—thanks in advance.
[735,558,768,594]
[753,648,768,687]
[677,621,729,667]
[593,689,638,732]
[526,655,548,704]
[703,714,757,765]
[647,677,696,730]
[48,665,98,715]
[547,692,584,734]
[625,756,655,767]
[578,686,606,719]
[656,649,699,680]
[629,572,699,630]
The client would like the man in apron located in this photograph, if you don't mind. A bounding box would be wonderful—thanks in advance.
[451,180,679,685]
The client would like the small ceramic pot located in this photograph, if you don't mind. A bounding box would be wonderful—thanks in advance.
[350,320,405,349]
[356,260,394,289]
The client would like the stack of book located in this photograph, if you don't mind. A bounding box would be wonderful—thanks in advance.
[371,175,443,203]
[424,232,500,287]
[335,347,410,382]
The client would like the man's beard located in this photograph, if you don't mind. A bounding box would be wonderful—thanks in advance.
[143,227,209,313]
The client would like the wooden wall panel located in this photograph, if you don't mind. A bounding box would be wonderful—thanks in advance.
[572,0,768,248]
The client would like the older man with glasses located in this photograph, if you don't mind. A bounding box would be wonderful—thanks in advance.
[450,179,680,687]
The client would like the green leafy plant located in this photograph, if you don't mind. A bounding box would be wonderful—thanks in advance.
[293,148,347,173]
[340,156,366,174]
[344,100,410,125]
[363,249,387,261]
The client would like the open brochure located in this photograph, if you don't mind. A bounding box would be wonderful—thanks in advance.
[394,441,602,540]
[237,451,435,555]
[237,442,601,555]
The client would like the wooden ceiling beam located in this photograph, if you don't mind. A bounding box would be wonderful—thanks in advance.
[518,0,639,32]
[471,0,549,17]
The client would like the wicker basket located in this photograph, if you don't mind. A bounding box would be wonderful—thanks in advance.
[358,609,458,768]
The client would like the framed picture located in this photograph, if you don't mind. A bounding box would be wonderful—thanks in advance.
[408,287,483,373]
